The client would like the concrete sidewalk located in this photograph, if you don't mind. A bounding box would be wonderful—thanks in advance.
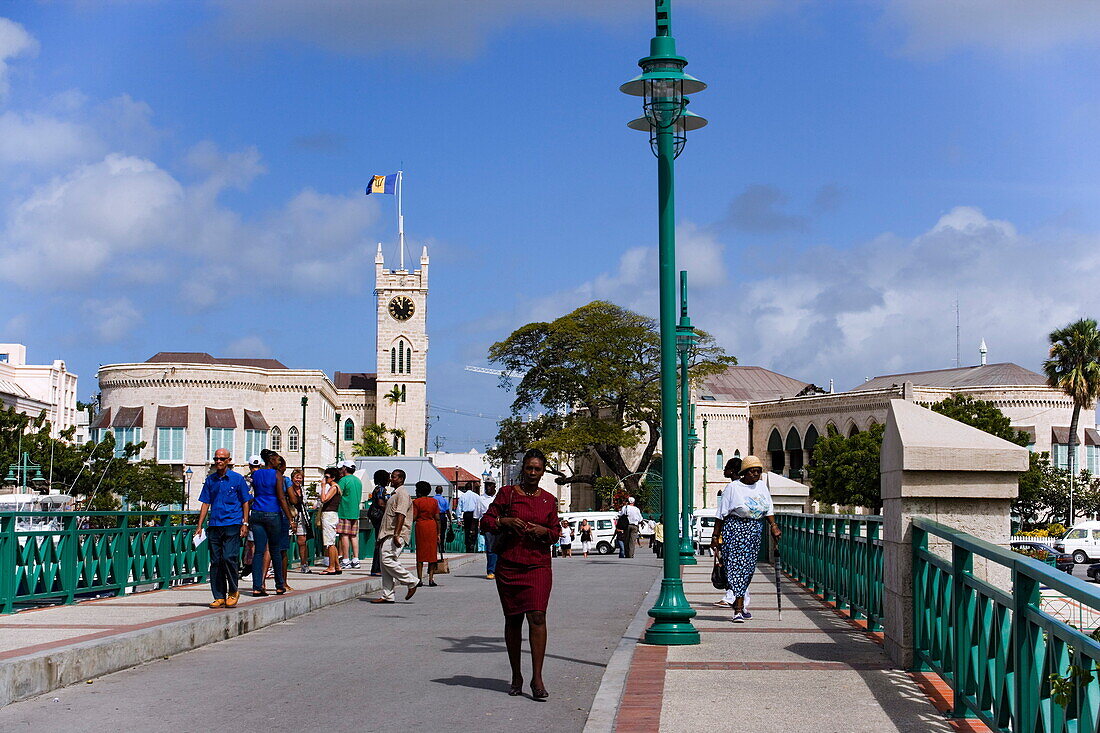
[0,552,477,707]
[600,561,984,733]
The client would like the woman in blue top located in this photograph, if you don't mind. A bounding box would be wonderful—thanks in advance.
[249,450,293,596]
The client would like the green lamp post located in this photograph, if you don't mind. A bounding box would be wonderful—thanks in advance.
[676,270,698,566]
[622,0,705,646]
[4,451,44,489]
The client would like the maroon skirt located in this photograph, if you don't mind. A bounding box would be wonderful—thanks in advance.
[494,559,553,616]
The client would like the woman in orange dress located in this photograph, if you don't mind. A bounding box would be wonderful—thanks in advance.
[412,481,441,587]
[480,448,560,701]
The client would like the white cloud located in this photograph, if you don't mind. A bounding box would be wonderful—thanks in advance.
[83,297,143,343]
[881,0,1100,57]
[0,111,101,166]
[0,17,37,99]
[527,207,1100,390]
[225,335,271,357]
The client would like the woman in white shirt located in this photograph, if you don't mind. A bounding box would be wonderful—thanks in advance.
[710,455,781,623]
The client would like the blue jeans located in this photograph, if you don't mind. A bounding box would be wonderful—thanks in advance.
[617,538,626,558]
[207,524,241,600]
[251,511,287,591]
[482,532,498,575]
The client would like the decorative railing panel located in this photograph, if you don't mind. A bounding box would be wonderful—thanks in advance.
[775,513,883,631]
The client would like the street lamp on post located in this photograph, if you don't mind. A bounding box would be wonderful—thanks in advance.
[676,270,698,566]
[184,467,193,511]
[622,0,705,646]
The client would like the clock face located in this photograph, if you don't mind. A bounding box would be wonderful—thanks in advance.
[388,295,415,321]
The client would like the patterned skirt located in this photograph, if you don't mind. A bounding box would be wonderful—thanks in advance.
[495,559,553,616]
[722,516,763,598]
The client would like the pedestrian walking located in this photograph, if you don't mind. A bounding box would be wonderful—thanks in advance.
[286,469,312,573]
[239,455,263,580]
[710,456,780,623]
[479,448,561,701]
[559,520,573,557]
[458,482,481,552]
[653,516,664,558]
[369,473,419,603]
[248,451,292,596]
[619,496,643,557]
[434,485,451,555]
[712,458,750,615]
[337,460,363,569]
[318,467,343,574]
[614,514,629,558]
[475,484,499,579]
[412,481,440,587]
[578,518,594,557]
[195,448,250,608]
[366,469,391,576]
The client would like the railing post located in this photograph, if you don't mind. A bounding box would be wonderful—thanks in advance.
[844,518,857,616]
[823,517,835,603]
[950,542,974,719]
[867,519,881,632]
[0,515,14,614]
[1011,564,1039,731]
[156,513,172,589]
[113,513,129,597]
[61,513,78,605]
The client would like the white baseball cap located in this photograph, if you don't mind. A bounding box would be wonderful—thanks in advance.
[627,496,636,504]
[339,459,355,469]
[248,455,263,466]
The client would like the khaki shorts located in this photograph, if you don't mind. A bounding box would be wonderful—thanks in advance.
[321,511,339,547]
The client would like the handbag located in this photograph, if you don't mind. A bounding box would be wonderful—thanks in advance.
[435,554,450,574]
[446,526,456,543]
[366,487,386,524]
[299,506,315,540]
[710,550,728,590]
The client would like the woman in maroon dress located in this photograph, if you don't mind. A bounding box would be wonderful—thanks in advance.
[480,448,560,700]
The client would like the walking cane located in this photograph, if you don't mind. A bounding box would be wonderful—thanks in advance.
[773,535,782,621]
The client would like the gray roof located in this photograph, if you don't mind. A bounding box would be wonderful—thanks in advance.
[849,362,1047,392]
[698,366,810,402]
[145,352,289,370]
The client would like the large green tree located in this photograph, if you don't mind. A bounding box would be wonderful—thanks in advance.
[1043,317,1100,523]
[488,300,735,493]
[352,422,404,457]
[808,424,886,511]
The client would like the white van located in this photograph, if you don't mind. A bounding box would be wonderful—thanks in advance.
[561,511,620,555]
[1055,521,1100,563]
[691,507,718,554]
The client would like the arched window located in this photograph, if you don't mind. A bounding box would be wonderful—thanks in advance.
[406,344,412,373]
[343,418,355,441]
[734,449,741,458]
[767,428,784,474]
[270,426,282,451]
[398,343,404,374]
[288,425,299,452]
[400,384,407,403]
[716,449,724,469]
[785,426,803,477]
[391,348,397,373]
[804,425,819,466]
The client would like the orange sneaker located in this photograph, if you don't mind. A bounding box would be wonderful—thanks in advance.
[209,598,226,608]
[225,592,239,608]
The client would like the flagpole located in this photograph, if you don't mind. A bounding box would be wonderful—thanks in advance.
[398,170,405,270]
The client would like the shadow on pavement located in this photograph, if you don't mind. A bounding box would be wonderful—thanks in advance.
[431,674,513,693]
[437,634,607,669]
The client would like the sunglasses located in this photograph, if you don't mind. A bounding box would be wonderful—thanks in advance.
[213,456,230,461]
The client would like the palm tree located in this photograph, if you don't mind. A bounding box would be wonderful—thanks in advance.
[1043,318,1100,524]
[384,386,404,452]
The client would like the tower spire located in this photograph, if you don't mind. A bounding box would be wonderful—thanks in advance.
[979,338,987,366]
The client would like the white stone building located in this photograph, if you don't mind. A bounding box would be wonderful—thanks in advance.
[95,247,430,506]
[0,344,79,439]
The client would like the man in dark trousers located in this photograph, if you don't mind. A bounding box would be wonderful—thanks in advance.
[195,448,251,609]
[457,482,481,553]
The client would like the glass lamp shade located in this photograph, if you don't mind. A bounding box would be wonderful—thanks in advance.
[627,109,708,159]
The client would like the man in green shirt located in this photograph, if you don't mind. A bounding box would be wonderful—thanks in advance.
[337,460,364,569]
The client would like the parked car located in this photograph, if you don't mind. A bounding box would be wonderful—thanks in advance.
[1009,541,1075,573]
[1052,521,1100,564]
[560,512,619,555]
[691,508,718,554]
[1087,563,1100,582]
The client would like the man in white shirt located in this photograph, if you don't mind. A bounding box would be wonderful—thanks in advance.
[619,497,644,558]
[473,483,498,579]
[457,483,482,553]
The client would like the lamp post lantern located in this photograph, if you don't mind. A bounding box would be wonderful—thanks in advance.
[622,0,705,645]
[184,466,193,511]
[676,270,698,566]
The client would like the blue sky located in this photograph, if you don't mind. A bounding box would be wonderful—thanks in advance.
[2,1,1099,450]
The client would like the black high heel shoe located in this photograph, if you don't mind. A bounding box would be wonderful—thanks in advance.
[508,678,523,696]
[530,683,549,701]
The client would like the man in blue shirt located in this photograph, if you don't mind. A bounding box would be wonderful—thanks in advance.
[196,448,251,609]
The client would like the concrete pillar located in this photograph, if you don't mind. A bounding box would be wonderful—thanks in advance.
[880,399,1027,668]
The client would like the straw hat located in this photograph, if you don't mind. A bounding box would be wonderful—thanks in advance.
[739,455,764,473]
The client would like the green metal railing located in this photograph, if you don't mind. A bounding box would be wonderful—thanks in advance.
[776,513,883,631]
[2,510,476,613]
[1,511,208,614]
[913,517,1100,732]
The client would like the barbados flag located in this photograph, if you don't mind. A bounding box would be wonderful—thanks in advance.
[366,173,398,195]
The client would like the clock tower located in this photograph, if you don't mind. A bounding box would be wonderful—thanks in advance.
[375,243,428,455]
